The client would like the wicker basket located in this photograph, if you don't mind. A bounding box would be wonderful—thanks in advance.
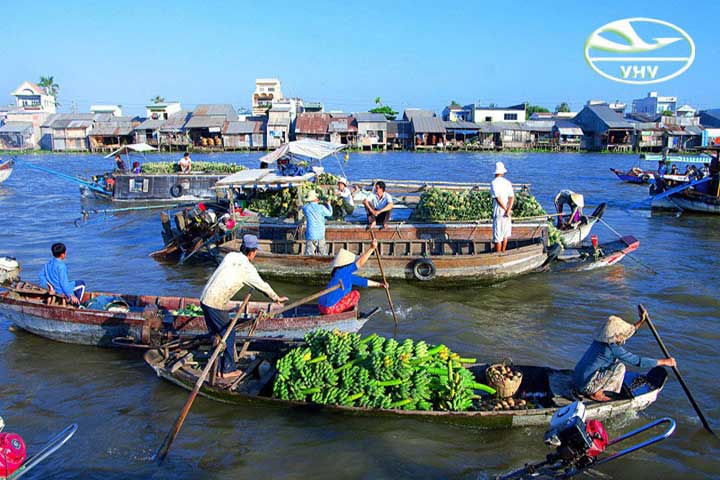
[485,360,523,398]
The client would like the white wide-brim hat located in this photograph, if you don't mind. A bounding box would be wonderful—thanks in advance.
[594,315,636,344]
[570,193,585,208]
[495,162,508,175]
[305,190,319,202]
[338,177,349,186]
[332,248,357,268]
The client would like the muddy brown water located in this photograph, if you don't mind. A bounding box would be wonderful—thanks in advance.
[0,152,718,479]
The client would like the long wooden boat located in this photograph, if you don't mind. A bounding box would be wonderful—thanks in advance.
[556,235,639,271]
[0,159,13,184]
[556,203,606,248]
[667,190,720,214]
[610,167,654,184]
[0,282,376,348]
[145,345,668,428]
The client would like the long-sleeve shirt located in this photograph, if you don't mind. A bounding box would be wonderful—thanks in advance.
[573,340,659,391]
[319,263,369,308]
[39,258,76,298]
[303,202,333,241]
[200,252,280,310]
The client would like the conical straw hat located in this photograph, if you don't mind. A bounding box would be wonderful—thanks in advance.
[594,315,636,344]
[332,248,357,268]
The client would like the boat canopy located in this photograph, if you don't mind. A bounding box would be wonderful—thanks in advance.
[259,139,346,164]
[104,143,158,158]
[640,153,713,164]
[214,168,316,189]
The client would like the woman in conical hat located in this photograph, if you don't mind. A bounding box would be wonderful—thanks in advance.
[318,240,387,315]
[573,315,676,402]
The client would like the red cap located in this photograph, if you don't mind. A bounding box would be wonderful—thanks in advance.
[198,202,206,212]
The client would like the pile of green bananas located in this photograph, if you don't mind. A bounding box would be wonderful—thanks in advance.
[249,182,346,220]
[316,172,340,185]
[272,330,494,411]
[413,188,547,222]
[140,161,246,174]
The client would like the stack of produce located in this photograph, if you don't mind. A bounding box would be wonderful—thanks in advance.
[169,304,203,317]
[248,182,346,220]
[316,172,340,185]
[412,188,562,246]
[140,162,246,174]
[476,363,532,411]
[272,330,495,411]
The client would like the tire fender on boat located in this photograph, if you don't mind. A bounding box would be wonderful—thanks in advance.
[170,184,183,198]
[412,258,436,281]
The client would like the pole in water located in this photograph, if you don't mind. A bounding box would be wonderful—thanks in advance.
[368,228,399,331]
[637,305,717,437]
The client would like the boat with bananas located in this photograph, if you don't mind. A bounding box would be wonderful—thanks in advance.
[0,281,377,348]
[144,330,668,428]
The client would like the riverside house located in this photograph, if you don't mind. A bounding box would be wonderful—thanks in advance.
[387,120,412,150]
[404,109,446,149]
[355,113,387,150]
[295,113,332,142]
[0,81,57,149]
[328,114,357,147]
[185,104,236,149]
[573,103,634,151]
[41,113,94,151]
[551,120,583,151]
[88,114,138,152]
[222,120,266,150]
[156,110,192,151]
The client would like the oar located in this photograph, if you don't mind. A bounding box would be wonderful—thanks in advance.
[368,229,398,329]
[155,293,252,463]
[637,305,716,437]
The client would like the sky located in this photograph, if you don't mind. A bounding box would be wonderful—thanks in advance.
[2,0,718,116]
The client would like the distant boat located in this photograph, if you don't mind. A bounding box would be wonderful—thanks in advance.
[610,167,654,185]
[0,159,13,184]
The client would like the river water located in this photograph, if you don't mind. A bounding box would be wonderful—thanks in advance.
[0,152,718,479]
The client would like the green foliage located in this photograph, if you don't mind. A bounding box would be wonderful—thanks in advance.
[525,102,550,117]
[369,105,398,120]
[38,75,59,106]
[272,330,485,411]
[661,110,674,116]
[248,181,346,220]
[412,188,547,222]
[449,100,461,107]
[555,102,571,113]
[151,95,166,104]
[139,161,245,174]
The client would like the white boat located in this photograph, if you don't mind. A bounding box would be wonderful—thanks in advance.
[0,159,13,184]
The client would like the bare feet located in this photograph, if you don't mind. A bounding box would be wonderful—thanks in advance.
[589,391,611,402]
[218,369,243,380]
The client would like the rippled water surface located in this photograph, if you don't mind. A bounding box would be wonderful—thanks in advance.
[1,151,719,479]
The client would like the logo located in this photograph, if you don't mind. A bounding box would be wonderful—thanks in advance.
[584,18,695,84]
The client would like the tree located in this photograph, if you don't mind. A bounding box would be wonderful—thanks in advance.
[449,100,461,107]
[661,110,674,116]
[369,97,398,120]
[524,102,550,118]
[555,102,571,113]
[151,95,166,104]
[38,75,59,106]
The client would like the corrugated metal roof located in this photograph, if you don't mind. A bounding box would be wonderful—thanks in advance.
[89,124,134,136]
[185,115,226,129]
[411,117,446,133]
[44,113,94,128]
[135,118,166,131]
[328,117,357,133]
[354,112,388,123]
[587,105,633,129]
[159,111,191,132]
[0,121,33,133]
[524,120,555,132]
[296,113,331,134]
[224,121,257,135]
[404,109,435,120]
[67,119,93,129]
[267,118,290,127]
[192,104,236,119]
[442,120,479,131]
[554,120,583,135]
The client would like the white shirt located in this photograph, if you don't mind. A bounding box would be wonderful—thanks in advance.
[200,252,280,310]
[338,186,354,206]
[369,192,393,210]
[490,177,514,218]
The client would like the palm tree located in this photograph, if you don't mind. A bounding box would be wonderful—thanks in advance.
[151,95,166,104]
[374,97,382,106]
[38,75,60,106]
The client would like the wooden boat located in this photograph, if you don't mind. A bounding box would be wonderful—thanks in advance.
[0,282,377,348]
[667,190,720,213]
[144,344,668,429]
[610,167,654,184]
[556,235,639,271]
[0,159,13,184]
[556,203,606,248]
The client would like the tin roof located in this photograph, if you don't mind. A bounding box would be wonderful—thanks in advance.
[185,115,226,129]
[442,120,479,131]
[89,124,134,136]
[135,118,166,131]
[554,120,583,136]
[354,112,388,123]
[411,116,446,133]
[224,121,258,135]
[159,111,191,132]
[0,121,33,133]
[404,109,435,120]
[586,105,633,129]
[192,104,236,119]
[523,120,555,132]
[296,113,331,135]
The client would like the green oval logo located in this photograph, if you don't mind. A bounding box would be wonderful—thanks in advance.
[584,18,695,85]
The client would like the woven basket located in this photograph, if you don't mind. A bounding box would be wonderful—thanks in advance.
[485,360,523,398]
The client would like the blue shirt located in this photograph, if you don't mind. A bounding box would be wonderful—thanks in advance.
[319,263,369,307]
[573,341,658,391]
[303,202,333,241]
[39,258,76,298]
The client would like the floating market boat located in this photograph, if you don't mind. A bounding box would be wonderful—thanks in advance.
[556,235,639,271]
[144,344,668,428]
[556,203,606,247]
[0,281,377,348]
[0,158,13,184]
[610,167,654,184]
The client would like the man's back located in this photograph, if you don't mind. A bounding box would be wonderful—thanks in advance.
[491,177,513,216]
[303,202,332,240]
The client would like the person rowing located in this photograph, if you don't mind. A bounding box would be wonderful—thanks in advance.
[573,315,676,402]
[317,240,387,315]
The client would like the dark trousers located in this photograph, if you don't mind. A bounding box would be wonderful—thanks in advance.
[367,210,391,227]
[200,302,236,374]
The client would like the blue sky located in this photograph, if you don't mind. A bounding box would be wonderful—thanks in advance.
[2,0,718,116]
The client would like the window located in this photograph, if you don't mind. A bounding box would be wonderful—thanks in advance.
[504,113,518,121]
[484,116,492,122]
[268,87,275,92]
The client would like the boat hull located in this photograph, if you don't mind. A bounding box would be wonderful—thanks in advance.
[670,193,720,214]
[610,168,653,184]
[0,160,13,184]
[556,236,639,271]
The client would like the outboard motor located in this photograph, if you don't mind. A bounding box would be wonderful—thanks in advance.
[543,401,608,469]
[0,257,20,285]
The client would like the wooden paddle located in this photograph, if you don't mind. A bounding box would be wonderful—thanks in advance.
[155,293,252,463]
[368,228,398,329]
[637,304,717,437]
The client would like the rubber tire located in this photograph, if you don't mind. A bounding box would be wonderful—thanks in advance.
[641,174,650,183]
[412,258,436,281]
[170,184,183,198]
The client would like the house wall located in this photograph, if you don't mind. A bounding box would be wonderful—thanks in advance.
[357,121,387,148]
[473,108,526,123]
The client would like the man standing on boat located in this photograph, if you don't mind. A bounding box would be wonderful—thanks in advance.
[302,190,333,255]
[39,243,86,305]
[363,181,394,229]
[491,162,514,253]
[573,315,676,402]
[199,234,288,380]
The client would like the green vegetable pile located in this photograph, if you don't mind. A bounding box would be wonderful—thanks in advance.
[170,304,203,317]
[272,330,494,411]
[412,188,546,222]
[248,182,346,220]
[317,172,340,185]
[140,161,246,174]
